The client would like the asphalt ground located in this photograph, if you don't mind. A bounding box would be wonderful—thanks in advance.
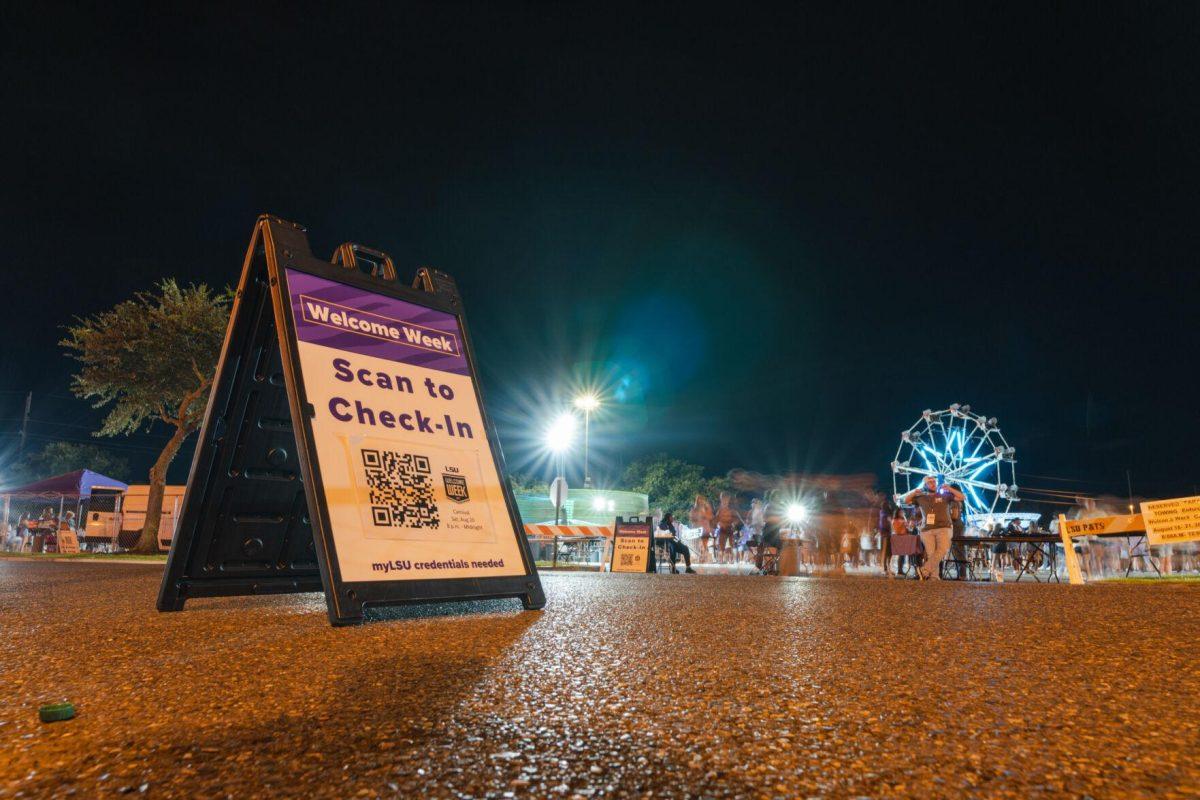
[1,560,1198,799]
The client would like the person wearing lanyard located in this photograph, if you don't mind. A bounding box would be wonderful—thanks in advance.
[905,475,965,581]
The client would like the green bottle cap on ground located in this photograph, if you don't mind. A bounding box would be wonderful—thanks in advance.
[39,702,75,723]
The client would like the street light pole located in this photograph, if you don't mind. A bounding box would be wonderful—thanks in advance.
[582,407,591,488]
[545,411,577,526]
[555,452,563,525]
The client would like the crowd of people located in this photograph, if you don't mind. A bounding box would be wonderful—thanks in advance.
[654,489,877,576]
[650,474,1071,581]
[2,508,79,553]
[654,492,781,574]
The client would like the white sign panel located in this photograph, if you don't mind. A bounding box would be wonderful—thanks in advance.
[287,269,527,582]
[1141,496,1200,545]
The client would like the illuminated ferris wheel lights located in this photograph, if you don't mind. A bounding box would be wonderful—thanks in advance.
[893,404,1017,518]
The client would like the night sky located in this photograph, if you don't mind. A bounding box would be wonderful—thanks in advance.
[3,4,1199,500]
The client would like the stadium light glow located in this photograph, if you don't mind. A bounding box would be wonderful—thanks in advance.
[544,412,577,454]
[574,393,600,412]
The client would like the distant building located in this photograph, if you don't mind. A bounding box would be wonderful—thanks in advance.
[514,488,648,526]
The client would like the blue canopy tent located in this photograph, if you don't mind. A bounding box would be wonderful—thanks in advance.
[2,470,129,499]
[2,470,129,547]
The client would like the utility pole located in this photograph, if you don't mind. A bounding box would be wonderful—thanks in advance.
[18,391,31,459]
[1125,469,1135,515]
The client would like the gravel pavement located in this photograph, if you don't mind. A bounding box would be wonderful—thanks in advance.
[1,559,1198,799]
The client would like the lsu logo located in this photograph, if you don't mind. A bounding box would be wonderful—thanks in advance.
[443,473,469,503]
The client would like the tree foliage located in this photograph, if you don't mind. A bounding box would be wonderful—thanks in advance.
[61,279,231,551]
[620,453,734,515]
[507,472,550,497]
[23,442,130,483]
[61,280,231,437]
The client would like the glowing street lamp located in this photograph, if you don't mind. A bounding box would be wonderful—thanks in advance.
[545,412,576,524]
[544,412,577,455]
[574,393,600,488]
[786,503,807,525]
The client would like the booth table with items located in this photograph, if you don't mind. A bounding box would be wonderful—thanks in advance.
[949,535,1062,582]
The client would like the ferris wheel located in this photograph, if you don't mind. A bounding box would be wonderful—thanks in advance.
[892,404,1019,520]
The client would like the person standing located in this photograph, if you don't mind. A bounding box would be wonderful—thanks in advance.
[946,482,967,580]
[710,491,739,566]
[713,493,742,566]
[890,507,911,576]
[689,494,714,563]
[747,498,765,560]
[756,493,783,574]
[878,494,897,576]
[905,475,965,580]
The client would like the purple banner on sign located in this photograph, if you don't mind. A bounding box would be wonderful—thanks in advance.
[286,269,469,375]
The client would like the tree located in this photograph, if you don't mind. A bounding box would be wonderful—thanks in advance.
[61,280,231,553]
[507,472,550,497]
[620,454,726,516]
[26,442,130,483]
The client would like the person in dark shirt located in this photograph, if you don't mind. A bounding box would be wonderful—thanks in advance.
[756,494,784,574]
[658,513,696,574]
[946,483,967,579]
[877,493,897,576]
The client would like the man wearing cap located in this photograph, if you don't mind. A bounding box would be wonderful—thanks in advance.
[905,475,965,580]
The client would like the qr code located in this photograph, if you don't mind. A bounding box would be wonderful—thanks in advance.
[619,554,637,567]
[362,449,440,529]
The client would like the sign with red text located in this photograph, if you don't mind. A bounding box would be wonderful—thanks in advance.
[286,270,528,583]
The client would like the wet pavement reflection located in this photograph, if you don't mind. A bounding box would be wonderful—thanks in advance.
[1,560,1198,798]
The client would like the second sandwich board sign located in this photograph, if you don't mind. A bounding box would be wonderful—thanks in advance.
[609,516,653,573]
[158,216,544,625]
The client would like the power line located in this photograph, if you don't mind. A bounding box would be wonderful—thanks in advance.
[1016,472,1106,485]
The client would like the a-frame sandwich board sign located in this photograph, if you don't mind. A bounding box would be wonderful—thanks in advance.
[157,215,545,625]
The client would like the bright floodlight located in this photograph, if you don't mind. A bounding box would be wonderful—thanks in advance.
[544,412,577,453]
[592,496,606,511]
[786,503,807,523]
[574,393,600,412]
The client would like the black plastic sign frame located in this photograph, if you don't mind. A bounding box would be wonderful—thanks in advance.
[609,516,654,573]
[158,215,545,625]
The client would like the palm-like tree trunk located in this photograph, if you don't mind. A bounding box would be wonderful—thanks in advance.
[132,426,189,554]
[130,379,209,555]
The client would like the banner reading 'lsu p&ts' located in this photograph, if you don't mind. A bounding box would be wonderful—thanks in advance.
[287,269,527,583]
